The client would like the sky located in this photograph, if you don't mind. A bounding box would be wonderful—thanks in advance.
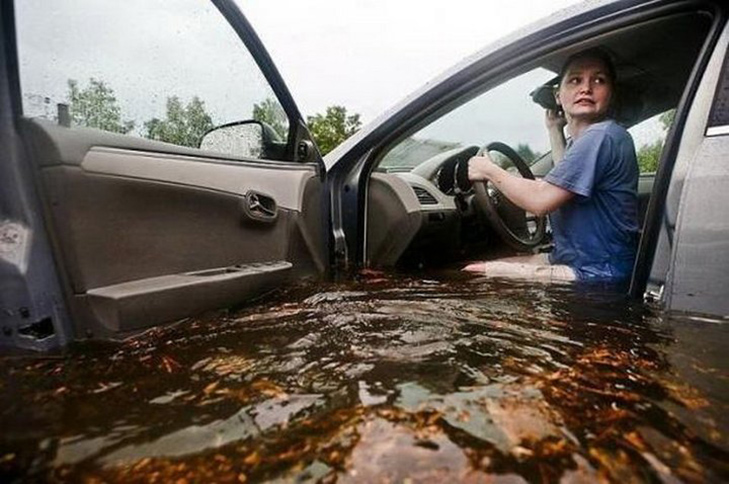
[16,0,662,151]
[236,0,585,123]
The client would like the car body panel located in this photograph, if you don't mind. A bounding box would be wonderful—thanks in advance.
[666,23,729,316]
[668,136,729,314]
[636,11,729,314]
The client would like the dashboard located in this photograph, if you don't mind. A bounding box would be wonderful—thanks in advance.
[366,146,484,268]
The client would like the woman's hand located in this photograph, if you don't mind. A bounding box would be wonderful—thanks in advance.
[545,109,567,164]
[545,108,566,131]
[468,154,497,182]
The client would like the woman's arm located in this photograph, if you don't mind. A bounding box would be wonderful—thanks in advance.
[468,154,573,217]
[545,109,566,164]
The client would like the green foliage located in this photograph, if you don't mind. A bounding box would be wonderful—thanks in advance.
[252,98,288,140]
[636,139,663,173]
[67,78,134,134]
[144,96,214,148]
[307,106,361,156]
[659,109,675,131]
[64,78,362,157]
[635,108,675,174]
[515,143,542,164]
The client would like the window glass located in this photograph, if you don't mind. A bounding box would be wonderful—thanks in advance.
[379,68,556,171]
[15,0,290,159]
[629,109,675,174]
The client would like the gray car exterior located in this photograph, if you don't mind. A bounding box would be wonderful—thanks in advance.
[1,0,728,352]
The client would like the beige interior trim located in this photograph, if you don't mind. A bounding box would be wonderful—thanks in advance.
[82,147,316,211]
[366,173,424,266]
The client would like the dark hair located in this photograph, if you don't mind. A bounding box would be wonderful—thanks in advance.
[558,47,617,85]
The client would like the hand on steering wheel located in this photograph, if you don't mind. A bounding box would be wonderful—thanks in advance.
[471,142,546,251]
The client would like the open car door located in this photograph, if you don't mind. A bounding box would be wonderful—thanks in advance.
[0,0,326,350]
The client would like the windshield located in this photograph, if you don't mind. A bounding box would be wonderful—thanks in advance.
[379,68,556,172]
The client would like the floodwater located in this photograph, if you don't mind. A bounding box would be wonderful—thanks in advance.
[1,272,727,483]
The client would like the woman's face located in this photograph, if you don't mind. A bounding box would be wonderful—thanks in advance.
[556,56,613,123]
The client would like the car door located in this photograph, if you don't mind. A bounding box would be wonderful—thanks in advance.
[1,0,327,349]
[636,16,729,315]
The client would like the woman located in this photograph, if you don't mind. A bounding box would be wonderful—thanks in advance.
[465,49,639,283]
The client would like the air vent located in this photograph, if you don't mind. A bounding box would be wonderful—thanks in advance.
[412,186,438,205]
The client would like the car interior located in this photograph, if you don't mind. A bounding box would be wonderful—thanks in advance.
[364,11,713,271]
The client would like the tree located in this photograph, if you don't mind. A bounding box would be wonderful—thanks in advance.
[636,139,663,173]
[144,96,214,148]
[634,108,676,173]
[252,98,288,140]
[67,78,134,134]
[307,106,361,155]
[659,109,676,131]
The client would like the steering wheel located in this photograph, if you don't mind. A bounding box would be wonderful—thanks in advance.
[471,142,546,251]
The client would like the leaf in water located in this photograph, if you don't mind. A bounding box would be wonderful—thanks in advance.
[589,447,643,483]
[160,355,182,373]
[91,382,123,394]
[251,379,286,398]
[662,380,709,410]
[149,390,189,405]
[191,357,212,371]
[201,355,254,377]
[203,381,220,395]
[243,451,261,467]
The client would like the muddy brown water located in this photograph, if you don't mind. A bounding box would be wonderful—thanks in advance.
[1,272,727,483]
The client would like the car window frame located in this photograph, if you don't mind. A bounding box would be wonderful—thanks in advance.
[211,0,323,166]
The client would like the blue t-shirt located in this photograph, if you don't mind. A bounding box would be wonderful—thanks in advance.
[544,120,639,282]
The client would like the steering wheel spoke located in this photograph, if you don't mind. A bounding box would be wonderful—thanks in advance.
[472,142,546,251]
[485,183,500,203]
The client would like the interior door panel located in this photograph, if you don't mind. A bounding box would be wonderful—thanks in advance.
[21,120,325,338]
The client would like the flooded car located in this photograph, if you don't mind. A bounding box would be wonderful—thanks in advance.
[1,0,729,481]
[2,0,729,348]
[1,274,728,482]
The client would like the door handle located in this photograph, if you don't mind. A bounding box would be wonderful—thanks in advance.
[242,191,278,223]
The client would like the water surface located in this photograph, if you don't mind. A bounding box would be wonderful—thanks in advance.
[1,273,727,482]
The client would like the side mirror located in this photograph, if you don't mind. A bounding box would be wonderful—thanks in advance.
[199,120,286,160]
